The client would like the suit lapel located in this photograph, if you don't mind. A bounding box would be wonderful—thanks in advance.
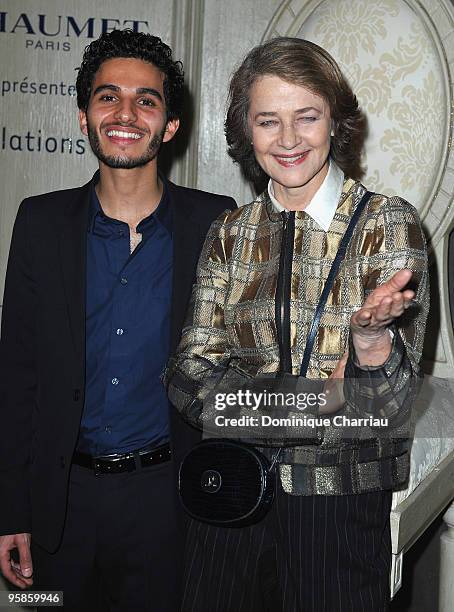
[167,181,200,354]
[58,178,92,367]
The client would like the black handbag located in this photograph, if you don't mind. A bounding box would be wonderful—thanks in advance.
[178,191,373,527]
[179,439,277,527]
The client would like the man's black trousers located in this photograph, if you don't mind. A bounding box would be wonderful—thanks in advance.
[32,458,179,611]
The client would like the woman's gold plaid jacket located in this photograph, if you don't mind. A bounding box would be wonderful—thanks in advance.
[166,178,429,495]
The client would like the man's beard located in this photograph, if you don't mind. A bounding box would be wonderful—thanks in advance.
[87,124,165,169]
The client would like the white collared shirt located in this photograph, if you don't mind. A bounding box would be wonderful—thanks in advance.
[268,159,344,231]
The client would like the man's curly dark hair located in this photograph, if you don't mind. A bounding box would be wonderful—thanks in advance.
[76,29,184,120]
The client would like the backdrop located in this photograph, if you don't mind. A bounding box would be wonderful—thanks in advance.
[1,0,453,369]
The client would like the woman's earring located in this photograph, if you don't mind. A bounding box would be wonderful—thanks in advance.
[330,129,335,137]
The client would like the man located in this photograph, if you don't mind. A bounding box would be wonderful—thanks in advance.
[0,29,235,611]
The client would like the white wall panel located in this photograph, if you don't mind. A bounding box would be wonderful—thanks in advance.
[195,0,279,205]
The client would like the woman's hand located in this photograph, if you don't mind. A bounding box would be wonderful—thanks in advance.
[350,269,415,367]
[320,351,348,414]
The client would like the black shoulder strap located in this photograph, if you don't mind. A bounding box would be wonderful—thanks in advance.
[299,190,373,377]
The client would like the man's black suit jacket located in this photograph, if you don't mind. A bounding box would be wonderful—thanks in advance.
[0,173,235,552]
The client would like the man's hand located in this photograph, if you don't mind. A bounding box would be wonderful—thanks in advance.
[351,269,415,366]
[0,533,33,589]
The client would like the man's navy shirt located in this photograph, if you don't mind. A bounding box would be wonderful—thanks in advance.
[77,184,172,456]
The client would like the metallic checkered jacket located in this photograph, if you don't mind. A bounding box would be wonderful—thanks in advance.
[166,178,429,495]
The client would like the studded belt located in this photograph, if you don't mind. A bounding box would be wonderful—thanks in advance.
[72,442,171,475]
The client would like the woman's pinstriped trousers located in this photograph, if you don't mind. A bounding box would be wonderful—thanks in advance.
[181,479,392,612]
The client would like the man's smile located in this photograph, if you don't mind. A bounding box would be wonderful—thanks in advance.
[106,130,143,139]
[104,127,145,144]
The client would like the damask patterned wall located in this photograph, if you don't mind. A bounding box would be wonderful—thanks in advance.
[303,1,446,209]
[263,0,454,249]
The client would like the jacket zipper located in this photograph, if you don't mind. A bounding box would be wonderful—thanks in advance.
[275,210,295,374]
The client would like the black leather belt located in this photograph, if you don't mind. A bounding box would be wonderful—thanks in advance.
[72,443,171,475]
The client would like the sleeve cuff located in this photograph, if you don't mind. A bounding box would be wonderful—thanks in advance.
[347,324,405,378]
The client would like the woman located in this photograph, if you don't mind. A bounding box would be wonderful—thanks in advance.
[166,38,429,611]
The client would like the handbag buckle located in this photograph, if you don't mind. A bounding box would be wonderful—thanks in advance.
[200,469,222,493]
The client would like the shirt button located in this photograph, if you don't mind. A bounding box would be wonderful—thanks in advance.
[105,426,112,434]
[111,377,119,385]
[120,277,128,285]
[116,328,124,336]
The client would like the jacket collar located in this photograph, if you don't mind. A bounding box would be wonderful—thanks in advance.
[264,174,359,226]
[267,160,345,231]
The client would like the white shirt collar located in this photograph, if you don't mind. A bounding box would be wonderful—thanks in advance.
[267,160,344,231]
